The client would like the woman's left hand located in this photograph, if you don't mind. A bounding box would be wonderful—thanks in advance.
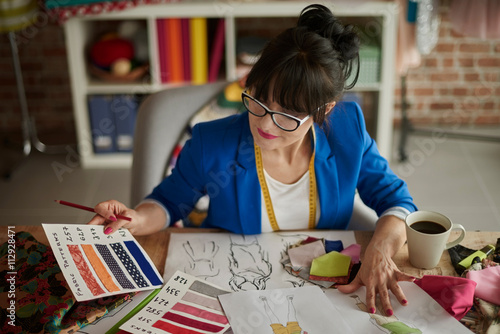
[337,215,416,316]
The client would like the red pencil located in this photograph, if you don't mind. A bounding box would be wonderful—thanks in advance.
[55,200,132,221]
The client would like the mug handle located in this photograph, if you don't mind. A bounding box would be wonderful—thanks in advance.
[445,224,466,249]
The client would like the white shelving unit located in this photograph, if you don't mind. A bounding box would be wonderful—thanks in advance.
[64,1,398,168]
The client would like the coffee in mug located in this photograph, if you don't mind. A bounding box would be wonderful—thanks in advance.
[405,211,466,269]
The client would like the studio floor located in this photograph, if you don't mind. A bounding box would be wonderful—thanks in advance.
[1,126,499,231]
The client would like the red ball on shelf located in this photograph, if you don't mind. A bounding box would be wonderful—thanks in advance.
[90,38,134,68]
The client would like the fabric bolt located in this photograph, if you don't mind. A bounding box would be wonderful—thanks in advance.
[162,311,226,332]
[182,291,224,312]
[414,275,477,320]
[123,240,162,286]
[110,242,149,288]
[310,251,351,277]
[466,266,500,305]
[287,239,326,269]
[67,244,106,296]
[172,302,229,324]
[95,243,135,289]
[340,244,361,264]
[81,244,120,293]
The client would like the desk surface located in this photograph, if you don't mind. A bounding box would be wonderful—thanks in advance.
[2,226,499,277]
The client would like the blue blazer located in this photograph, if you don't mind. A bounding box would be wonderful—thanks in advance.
[147,101,417,234]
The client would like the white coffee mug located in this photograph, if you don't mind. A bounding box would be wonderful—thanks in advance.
[405,211,466,269]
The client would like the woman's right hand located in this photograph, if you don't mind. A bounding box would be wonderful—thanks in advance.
[87,199,140,235]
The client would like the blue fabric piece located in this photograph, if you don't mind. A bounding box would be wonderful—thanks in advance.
[146,101,417,235]
[124,240,163,286]
[325,240,344,253]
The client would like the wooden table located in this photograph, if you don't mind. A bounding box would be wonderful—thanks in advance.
[2,225,499,277]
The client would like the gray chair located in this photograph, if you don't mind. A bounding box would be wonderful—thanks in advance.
[131,82,377,230]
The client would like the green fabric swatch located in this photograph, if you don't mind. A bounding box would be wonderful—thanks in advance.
[310,251,351,277]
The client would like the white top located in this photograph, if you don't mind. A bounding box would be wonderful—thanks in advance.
[260,169,321,233]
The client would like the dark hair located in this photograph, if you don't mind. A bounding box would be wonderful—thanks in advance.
[245,4,360,125]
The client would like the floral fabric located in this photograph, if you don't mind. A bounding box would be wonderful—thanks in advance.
[0,231,134,334]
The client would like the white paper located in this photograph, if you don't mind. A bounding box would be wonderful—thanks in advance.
[42,224,163,301]
[76,289,157,333]
[219,286,352,334]
[164,231,356,291]
[325,282,472,333]
[121,270,231,334]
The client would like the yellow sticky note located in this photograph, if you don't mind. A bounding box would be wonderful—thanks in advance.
[310,251,351,277]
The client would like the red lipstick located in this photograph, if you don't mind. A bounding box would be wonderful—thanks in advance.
[258,128,278,139]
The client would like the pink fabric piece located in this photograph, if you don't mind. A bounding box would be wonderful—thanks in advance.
[287,240,326,269]
[414,275,477,320]
[450,0,500,39]
[466,266,500,305]
[340,244,361,264]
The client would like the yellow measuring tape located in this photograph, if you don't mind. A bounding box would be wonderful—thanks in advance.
[254,132,317,231]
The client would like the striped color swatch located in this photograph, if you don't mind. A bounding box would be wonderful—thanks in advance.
[95,244,135,289]
[110,242,150,288]
[123,240,163,286]
[81,244,121,293]
[67,244,105,296]
[152,280,229,333]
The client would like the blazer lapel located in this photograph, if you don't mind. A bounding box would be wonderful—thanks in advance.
[313,124,340,229]
[234,117,261,235]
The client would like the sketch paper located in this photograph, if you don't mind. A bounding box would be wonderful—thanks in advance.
[324,282,472,334]
[121,270,231,334]
[164,231,356,291]
[219,286,352,334]
[42,224,163,301]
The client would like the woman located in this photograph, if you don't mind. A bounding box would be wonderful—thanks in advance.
[88,4,417,316]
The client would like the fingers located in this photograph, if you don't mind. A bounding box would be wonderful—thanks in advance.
[337,277,362,294]
[87,200,131,235]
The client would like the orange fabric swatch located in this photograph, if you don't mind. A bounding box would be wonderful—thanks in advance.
[81,244,120,293]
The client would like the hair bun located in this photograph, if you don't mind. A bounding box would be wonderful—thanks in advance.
[298,4,360,62]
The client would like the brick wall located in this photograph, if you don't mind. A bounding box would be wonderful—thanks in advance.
[394,0,500,126]
[0,1,498,146]
[0,20,74,143]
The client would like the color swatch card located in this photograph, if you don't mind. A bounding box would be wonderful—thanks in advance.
[121,270,231,334]
[42,224,163,301]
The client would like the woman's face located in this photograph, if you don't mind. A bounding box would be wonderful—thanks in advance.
[247,93,314,152]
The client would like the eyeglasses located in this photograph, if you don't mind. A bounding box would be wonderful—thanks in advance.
[242,90,311,132]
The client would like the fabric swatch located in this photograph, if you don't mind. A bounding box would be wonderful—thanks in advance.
[325,239,344,253]
[172,302,229,324]
[310,251,351,277]
[124,240,163,286]
[110,242,149,288]
[81,244,120,293]
[340,243,361,264]
[182,291,224,312]
[95,243,135,289]
[288,239,326,268]
[161,312,226,332]
[67,244,105,296]
[466,266,500,305]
